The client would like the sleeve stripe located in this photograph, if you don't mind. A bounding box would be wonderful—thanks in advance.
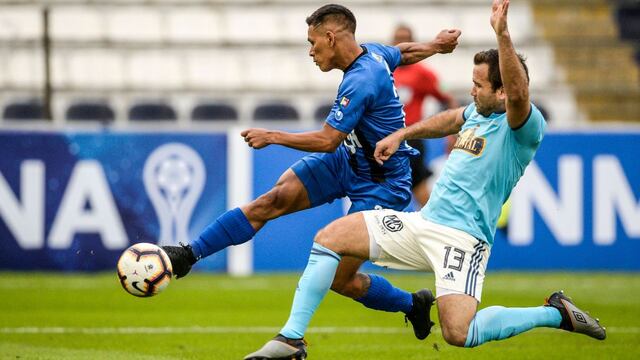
[511,104,533,131]
[462,104,472,122]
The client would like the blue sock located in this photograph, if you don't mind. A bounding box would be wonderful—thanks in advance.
[465,306,562,347]
[190,208,256,260]
[280,243,341,339]
[354,274,413,313]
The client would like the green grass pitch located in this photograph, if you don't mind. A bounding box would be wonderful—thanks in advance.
[1,271,639,359]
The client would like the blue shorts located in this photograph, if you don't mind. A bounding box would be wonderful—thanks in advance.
[290,149,412,213]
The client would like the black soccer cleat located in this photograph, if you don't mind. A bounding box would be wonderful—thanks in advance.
[405,289,436,340]
[244,334,307,360]
[161,243,197,279]
[545,290,606,340]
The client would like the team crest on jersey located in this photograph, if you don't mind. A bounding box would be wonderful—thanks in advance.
[453,127,486,156]
[382,215,403,232]
[335,110,344,120]
[340,97,350,108]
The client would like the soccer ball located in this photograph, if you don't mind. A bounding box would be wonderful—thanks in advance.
[116,243,173,297]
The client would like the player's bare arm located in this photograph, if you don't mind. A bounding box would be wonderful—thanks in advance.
[374,107,464,165]
[491,0,530,129]
[241,123,348,152]
[397,29,461,65]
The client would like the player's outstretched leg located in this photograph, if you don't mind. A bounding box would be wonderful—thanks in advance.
[245,242,340,359]
[355,279,435,340]
[163,169,311,278]
[244,334,307,360]
[336,259,434,340]
[462,291,606,348]
[404,289,436,340]
[544,290,606,340]
[162,207,256,278]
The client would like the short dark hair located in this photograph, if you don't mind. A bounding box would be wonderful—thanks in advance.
[473,49,530,91]
[306,4,356,34]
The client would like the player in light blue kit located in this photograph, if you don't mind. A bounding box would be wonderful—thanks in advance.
[244,1,605,358]
[163,3,461,343]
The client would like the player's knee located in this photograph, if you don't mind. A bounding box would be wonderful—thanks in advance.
[314,227,338,250]
[440,324,469,347]
[314,226,348,259]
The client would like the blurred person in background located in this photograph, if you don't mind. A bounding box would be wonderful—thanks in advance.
[244,1,605,358]
[163,3,461,352]
[392,24,459,207]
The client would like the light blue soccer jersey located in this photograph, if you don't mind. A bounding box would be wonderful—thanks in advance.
[325,43,418,183]
[422,103,546,245]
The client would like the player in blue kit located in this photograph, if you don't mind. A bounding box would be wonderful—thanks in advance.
[163,2,460,339]
[244,1,605,359]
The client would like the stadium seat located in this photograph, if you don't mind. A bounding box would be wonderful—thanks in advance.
[66,102,115,123]
[6,50,44,88]
[129,102,177,121]
[166,9,221,43]
[64,51,125,88]
[314,103,334,121]
[106,8,162,42]
[185,50,243,90]
[191,103,238,121]
[0,8,41,41]
[224,9,281,42]
[51,7,103,41]
[253,103,299,121]
[127,52,183,89]
[3,100,44,120]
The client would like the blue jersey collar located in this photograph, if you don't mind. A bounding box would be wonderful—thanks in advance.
[344,46,368,73]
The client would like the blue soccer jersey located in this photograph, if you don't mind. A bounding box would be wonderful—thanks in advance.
[325,43,418,184]
[422,103,546,245]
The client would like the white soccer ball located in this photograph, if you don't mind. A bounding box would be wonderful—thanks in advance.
[116,243,173,297]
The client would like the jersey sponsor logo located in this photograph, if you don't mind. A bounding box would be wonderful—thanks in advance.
[340,96,350,108]
[453,127,486,156]
[382,215,403,232]
[335,110,344,121]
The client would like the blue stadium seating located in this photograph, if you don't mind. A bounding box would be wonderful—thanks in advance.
[253,103,299,121]
[192,102,238,121]
[129,102,177,121]
[66,102,115,123]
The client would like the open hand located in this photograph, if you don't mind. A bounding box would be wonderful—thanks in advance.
[491,0,510,35]
[240,128,273,149]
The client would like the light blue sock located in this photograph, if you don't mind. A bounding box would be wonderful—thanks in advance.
[280,243,341,339]
[190,208,256,259]
[355,274,413,313]
[465,306,562,347]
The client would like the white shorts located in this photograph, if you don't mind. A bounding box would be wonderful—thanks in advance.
[363,209,490,302]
